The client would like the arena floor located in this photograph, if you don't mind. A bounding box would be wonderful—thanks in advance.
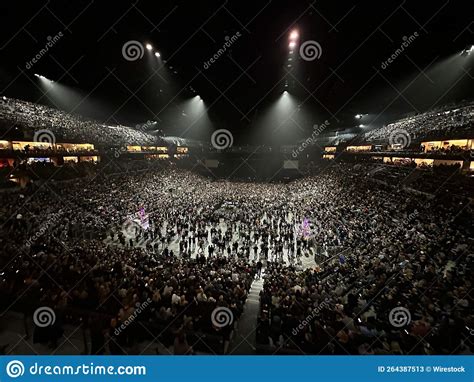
[105,217,318,270]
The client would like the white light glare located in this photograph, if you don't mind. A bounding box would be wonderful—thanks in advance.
[460,46,474,56]
[289,30,299,40]
[289,41,296,49]
[355,114,362,119]
[155,52,160,57]
[146,43,153,50]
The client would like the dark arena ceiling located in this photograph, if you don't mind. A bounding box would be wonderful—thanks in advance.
[0,0,473,144]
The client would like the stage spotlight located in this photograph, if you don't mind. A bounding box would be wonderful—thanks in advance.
[155,52,161,57]
[461,45,474,56]
[359,124,364,128]
[289,41,296,49]
[289,30,299,40]
[355,114,362,119]
[146,43,153,50]
[34,73,53,83]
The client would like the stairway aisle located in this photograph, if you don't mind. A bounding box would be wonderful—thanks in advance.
[228,276,265,354]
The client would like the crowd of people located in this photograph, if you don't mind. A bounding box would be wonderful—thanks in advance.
[0,97,159,146]
[365,160,474,198]
[0,161,471,355]
[365,103,474,142]
[420,144,470,155]
[258,164,472,354]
